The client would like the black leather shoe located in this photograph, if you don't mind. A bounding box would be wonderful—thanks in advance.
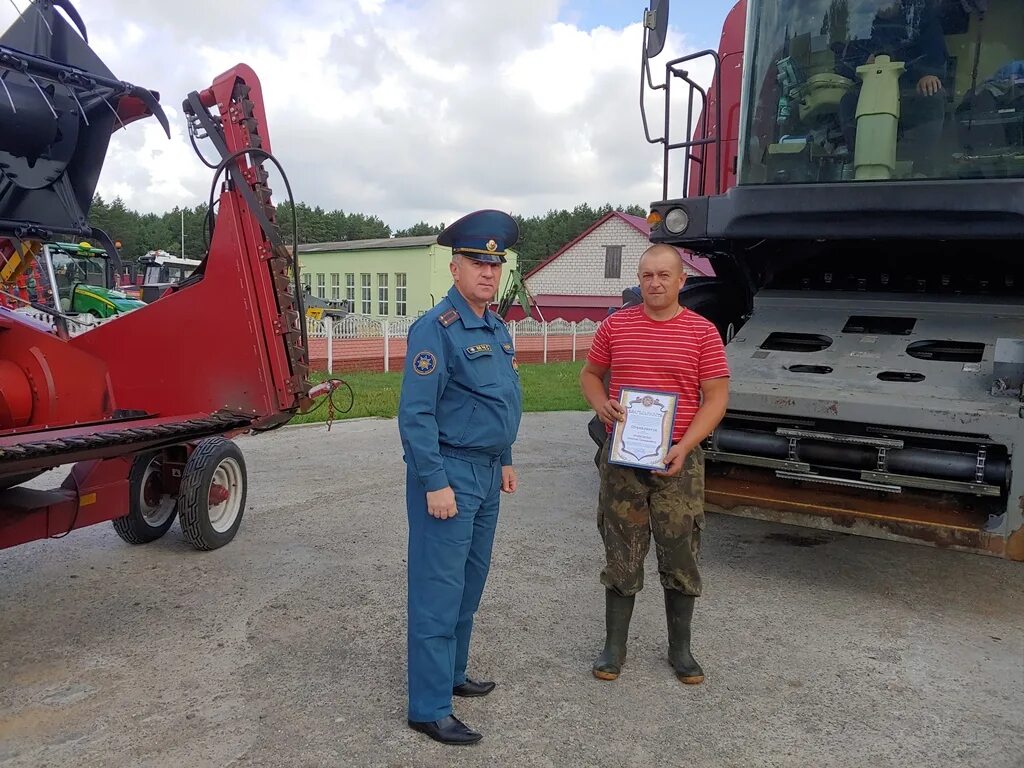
[408,715,482,745]
[452,677,495,697]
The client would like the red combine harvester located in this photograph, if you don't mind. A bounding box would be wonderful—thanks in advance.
[0,1,320,551]
[636,0,1024,559]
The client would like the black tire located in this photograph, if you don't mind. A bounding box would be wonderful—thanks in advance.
[677,288,745,343]
[177,437,247,551]
[625,279,747,343]
[112,451,177,545]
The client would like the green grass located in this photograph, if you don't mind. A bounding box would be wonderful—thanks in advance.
[292,361,589,425]
[519,361,589,412]
[291,370,404,424]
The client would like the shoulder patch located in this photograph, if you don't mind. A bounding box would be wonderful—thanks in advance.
[439,309,460,327]
[412,350,438,375]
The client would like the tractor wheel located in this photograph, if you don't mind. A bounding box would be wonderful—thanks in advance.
[177,437,247,551]
[112,451,177,545]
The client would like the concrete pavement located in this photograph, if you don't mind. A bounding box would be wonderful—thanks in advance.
[1,412,1022,768]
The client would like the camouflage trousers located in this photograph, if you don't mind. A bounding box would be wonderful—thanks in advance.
[597,441,706,597]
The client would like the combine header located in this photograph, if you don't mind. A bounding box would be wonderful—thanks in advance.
[0,1,316,551]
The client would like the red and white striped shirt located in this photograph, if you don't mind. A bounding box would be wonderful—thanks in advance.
[588,305,730,442]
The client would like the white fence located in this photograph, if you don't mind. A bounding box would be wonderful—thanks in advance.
[11,307,115,337]
[308,315,600,373]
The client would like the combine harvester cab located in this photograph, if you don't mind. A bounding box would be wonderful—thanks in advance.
[0,1,314,551]
[635,0,1024,559]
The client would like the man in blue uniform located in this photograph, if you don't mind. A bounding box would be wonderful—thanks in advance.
[399,209,523,746]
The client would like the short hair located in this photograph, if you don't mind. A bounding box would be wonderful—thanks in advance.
[638,243,685,272]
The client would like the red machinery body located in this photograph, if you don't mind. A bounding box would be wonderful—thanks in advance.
[0,3,309,551]
[68,68,304,429]
[687,0,746,198]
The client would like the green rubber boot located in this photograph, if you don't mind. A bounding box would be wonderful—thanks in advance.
[592,590,635,680]
[665,589,705,684]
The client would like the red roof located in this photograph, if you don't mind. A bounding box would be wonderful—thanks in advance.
[524,210,715,280]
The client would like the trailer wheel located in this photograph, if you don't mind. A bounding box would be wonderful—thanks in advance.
[112,452,177,545]
[177,437,247,551]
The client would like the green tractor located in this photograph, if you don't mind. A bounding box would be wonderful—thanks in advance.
[43,241,147,319]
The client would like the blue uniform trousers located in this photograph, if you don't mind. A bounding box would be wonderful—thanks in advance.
[406,452,501,722]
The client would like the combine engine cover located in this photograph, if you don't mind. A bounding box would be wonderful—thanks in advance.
[639,0,1024,559]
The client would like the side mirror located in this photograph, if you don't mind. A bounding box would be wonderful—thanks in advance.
[644,0,670,59]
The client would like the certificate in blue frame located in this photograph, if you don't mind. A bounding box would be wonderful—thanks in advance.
[608,387,678,470]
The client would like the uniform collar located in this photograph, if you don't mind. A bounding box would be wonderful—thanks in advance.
[446,285,494,329]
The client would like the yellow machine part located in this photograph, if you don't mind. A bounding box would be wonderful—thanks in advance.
[854,55,906,180]
[0,239,41,285]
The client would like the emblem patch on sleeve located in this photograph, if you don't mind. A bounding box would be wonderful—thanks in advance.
[413,350,437,375]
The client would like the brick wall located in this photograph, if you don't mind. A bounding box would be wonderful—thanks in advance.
[308,335,594,373]
[526,218,698,296]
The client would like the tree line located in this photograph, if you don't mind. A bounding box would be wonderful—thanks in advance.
[87,196,647,274]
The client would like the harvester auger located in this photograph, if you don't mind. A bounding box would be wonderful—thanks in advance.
[0,1,318,551]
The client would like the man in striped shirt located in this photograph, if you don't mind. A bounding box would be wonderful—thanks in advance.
[579,243,730,685]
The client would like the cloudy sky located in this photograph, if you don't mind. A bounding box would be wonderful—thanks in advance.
[1,0,735,230]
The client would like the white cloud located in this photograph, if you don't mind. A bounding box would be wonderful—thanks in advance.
[1,0,716,231]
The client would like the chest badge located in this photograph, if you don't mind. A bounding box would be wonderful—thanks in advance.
[463,344,494,359]
[413,350,437,375]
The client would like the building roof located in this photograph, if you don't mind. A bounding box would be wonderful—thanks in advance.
[296,235,438,254]
[524,211,714,279]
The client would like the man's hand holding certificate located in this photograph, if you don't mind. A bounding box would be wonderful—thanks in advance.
[596,397,626,426]
[608,388,679,472]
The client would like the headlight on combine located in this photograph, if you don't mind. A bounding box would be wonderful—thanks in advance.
[664,207,690,234]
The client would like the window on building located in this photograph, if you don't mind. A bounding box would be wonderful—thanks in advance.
[378,273,389,316]
[330,273,340,301]
[361,273,371,314]
[604,245,622,279]
[316,272,326,299]
[345,273,355,305]
[301,272,311,292]
[395,273,407,317]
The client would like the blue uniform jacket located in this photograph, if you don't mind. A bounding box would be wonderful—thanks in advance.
[398,286,523,492]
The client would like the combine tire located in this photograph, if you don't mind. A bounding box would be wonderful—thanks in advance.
[178,437,247,551]
[112,451,177,544]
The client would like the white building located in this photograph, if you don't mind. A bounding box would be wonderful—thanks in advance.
[508,211,714,322]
